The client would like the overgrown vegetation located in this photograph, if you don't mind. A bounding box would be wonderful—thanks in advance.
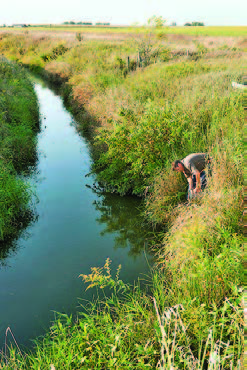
[0,58,39,242]
[0,31,244,368]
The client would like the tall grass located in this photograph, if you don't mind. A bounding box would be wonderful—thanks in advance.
[0,57,39,241]
[0,258,243,369]
[91,61,243,199]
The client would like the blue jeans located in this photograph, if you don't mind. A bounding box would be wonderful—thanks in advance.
[188,171,207,200]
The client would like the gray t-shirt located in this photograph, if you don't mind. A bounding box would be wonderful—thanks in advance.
[181,153,207,178]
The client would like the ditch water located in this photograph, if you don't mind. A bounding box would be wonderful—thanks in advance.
[0,78,152,348]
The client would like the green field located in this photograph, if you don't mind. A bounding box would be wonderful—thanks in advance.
[1,25,247,37]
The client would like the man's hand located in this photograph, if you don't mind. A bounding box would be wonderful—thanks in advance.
[195,171,201,193]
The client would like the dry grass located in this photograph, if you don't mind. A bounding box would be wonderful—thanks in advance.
[154,150,243,307]
[44,61,72,80]
[1,27,247,53]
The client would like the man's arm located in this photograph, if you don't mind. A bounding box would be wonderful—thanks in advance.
[186,175,193,191]
[194,170,201,193]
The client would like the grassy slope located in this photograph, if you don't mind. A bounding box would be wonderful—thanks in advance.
[0,58,39,241]
[0,32,244,368]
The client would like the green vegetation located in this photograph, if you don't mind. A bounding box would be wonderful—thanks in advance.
[1,251,243,368]
[3,25,247,37]
[0,31,244,368]
[0,58,39,241]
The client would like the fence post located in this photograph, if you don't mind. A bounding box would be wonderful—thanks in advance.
[139,52,142,67]
[127,56,130,71]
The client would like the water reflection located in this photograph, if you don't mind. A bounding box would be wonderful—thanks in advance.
[0,151,39,262]
[0,209,37,266]
[90,187,150,256]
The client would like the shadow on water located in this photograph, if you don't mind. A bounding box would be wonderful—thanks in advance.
[0,210,37,266]
[0,143,40,263]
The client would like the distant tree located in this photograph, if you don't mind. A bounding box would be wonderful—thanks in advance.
[95,22,110,26]
[74,21,93,25]
[185,21,205,26]
[148,15,166,28]
[191,21,205,26]
[171,22,177,26]
[63,21,76,25]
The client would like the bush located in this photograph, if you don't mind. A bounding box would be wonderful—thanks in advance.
[75,32,83,42]
[40,43,69,62]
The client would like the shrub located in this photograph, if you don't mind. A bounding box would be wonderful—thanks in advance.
[75,32,83,42]
[40,43,69,62]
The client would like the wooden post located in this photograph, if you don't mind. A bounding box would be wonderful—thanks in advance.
[139,53,142,67]
[127,56,130,71]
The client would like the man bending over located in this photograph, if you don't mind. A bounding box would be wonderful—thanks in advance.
[172,153,210,199]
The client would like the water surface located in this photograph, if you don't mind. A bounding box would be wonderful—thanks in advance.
[0,80,152,348]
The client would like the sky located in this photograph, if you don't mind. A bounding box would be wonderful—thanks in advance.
[1,0,246,26]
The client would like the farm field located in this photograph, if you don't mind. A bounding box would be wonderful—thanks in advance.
[1,26,247,58]
[0,28,245,368]
[2,25,247,37]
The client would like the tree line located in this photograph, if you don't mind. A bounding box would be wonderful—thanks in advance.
[62,21,110,26]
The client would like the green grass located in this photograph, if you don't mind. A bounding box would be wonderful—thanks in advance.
[1,256,243,369]
[0,57,39,241]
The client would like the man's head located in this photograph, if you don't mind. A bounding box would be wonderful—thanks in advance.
[172,160,184,172]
